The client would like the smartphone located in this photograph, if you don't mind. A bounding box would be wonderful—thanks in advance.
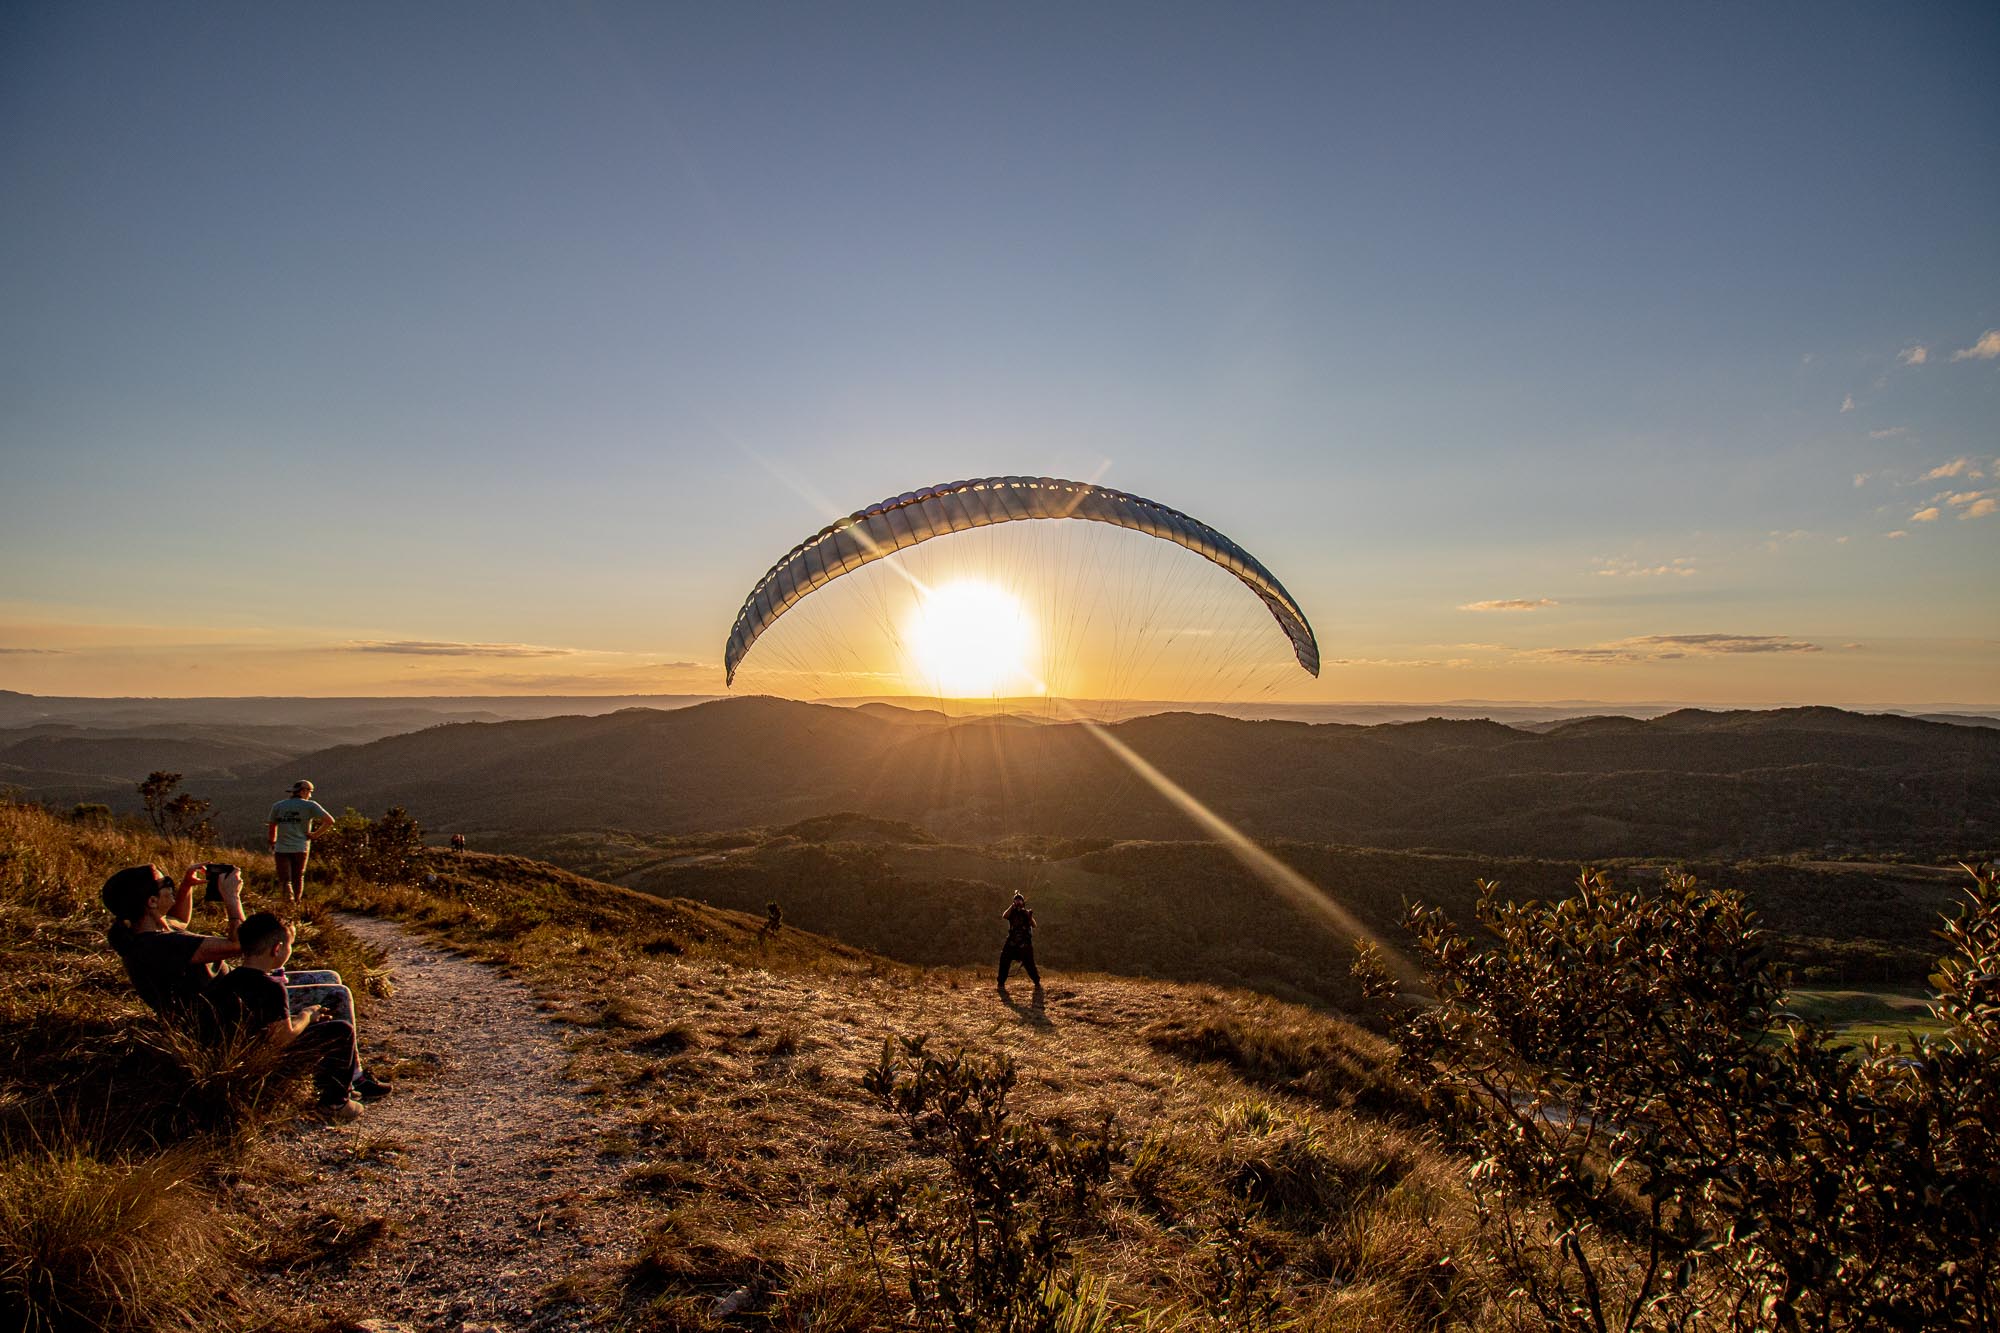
[202,862,238,904]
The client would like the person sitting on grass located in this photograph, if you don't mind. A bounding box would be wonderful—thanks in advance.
[102,868,391,1110]
[202,912,372,1119]
[101,862,246,1025]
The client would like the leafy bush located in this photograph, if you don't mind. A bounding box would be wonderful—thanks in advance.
[1377,864,2000,1331]
[312,805,424,886]
[846,1036,1123,1332]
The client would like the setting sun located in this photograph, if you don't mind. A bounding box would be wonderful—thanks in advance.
[903,580,1040,697]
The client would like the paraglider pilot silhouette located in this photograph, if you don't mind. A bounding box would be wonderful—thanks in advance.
[999,891,1040,996]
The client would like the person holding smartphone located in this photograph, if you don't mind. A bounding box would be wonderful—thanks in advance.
[268,779,334,906]
[101,862,245,1023]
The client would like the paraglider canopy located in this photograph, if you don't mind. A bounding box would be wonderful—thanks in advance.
[724,476,1319,688]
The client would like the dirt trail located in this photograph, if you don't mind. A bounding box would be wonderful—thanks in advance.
[258,913,635,1332]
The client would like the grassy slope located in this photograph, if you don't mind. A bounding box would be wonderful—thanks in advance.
[3,800,1518,1330]
[327,848,1500,1328]
[489,819,1965,1010]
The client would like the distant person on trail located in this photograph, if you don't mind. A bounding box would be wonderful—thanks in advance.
[203,911,390,1121]
[101,862,245,1024]
[268,780,334,906]
[451,832,466,855]
[998,891,1041,995]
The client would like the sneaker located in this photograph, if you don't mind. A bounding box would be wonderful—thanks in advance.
[319,1097,364,1122]
[352,1070,393,1101]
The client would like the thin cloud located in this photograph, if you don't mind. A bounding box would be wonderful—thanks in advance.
[1923,458,1983,481]
[1459,598,1558,612]
[1911,508,1942,522]
[1528,633,1822,664]
[343,639,578,658]
[1326,657,1478,669]
[1898,345,1929,366]
[1853,472,1872,488]
[1595,557,1699,578]
[1962,498,1998,520]
[1868,427,1908,439]
[0,647,67,654]
[1885,530,1909,539]
[1950,330,2000,361]
[1840,393,1856,412]
[1945,490,1992,508]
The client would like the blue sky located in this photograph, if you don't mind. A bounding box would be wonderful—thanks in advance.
[2,2,1995,703]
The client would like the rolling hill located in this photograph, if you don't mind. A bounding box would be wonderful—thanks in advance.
[156,697,2000,861]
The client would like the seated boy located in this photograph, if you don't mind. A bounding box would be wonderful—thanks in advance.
[205,911,389,1119]
[267,920,360,1028]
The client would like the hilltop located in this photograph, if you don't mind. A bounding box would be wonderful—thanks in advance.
[1,798,1486,1330]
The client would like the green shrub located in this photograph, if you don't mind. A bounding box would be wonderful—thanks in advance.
[1383,864,2000,1332]
[846,1036,1122,1332]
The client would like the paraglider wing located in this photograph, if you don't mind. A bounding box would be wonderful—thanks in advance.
[723,477,1320,684]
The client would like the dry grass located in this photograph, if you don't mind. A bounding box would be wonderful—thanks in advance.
[307,845,1519,1328]
[0,1144,230,1333]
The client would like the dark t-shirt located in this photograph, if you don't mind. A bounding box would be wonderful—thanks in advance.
[1004,904,1035,949]
[202,966,287,1042]
[108,925,217,1020]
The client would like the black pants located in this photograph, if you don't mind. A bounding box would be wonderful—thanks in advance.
[999,943,1039,987]
[285,1019,358,1104]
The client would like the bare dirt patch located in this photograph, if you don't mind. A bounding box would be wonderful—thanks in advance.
[250,913,639,1331]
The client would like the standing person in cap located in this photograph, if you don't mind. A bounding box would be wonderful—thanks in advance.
[998,890,1041,997]
[268,780,334,907]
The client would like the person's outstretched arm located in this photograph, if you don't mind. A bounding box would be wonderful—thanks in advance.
[158,864,202,929]
[186,868,246,965]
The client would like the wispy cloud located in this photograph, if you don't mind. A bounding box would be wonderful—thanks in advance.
[1528,633,1822,664]
[1950,330,2000,362]
[1853,472,1873,488]
[1459,598,1558,612]
[1898,345,1929,366]
[342,639,578,658]
[1945,489,1992,508]
[1595,557,1699,578]
[1885,530,1909,539]
[1961,498,1997,520]
[1911,508,1942,523]
[1325,656,1477,669]
[0,647,67,654]
[1923,457,1984,481]
[1840,393,1856,412]
[1868,426,1908,439]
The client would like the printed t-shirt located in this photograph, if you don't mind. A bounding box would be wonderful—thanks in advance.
[108,927,216,1019]
[203,966,288,1042]
[269,798,332,853]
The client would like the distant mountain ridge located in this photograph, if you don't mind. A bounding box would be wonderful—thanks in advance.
[152,697,1999,860]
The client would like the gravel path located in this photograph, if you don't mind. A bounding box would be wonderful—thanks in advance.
[260,913,631,1332]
